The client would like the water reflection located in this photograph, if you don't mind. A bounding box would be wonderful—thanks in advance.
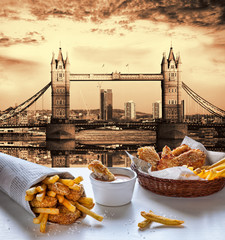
[1,135,224,168]
[0,140,148,168]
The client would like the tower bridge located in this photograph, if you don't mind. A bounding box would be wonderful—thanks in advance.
[51,47,183,123]
[0,46,224,149]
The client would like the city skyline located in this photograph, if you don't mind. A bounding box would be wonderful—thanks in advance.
[0,1,225,114]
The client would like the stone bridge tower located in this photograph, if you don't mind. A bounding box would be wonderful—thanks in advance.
[51,48,70,122]
[161,47,183,122]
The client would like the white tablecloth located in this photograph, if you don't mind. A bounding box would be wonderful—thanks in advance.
[0,167,225,240]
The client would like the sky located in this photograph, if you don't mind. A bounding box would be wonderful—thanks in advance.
[0,0,225,114]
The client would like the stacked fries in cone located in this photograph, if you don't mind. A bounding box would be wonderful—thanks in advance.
[25,174,103,233]
[188,158,225,180]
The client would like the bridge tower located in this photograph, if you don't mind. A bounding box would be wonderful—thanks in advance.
[51,48,70,122]
[47,48,75,140]
[161,47,183,122]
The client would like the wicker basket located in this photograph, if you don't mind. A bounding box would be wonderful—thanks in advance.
[131,163,225,197]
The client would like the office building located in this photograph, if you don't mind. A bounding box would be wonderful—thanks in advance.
[124,100,136,120]
[152,101,162,119]
[100,89,113,120]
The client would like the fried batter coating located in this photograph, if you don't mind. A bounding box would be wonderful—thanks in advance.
[30,196,57,208]
[157,149,206,170]
[88,160,115,181]
[172,144,191,156]
[48,182,70,196]
[174,149,206,169]
[66,185,84,202]
[161,145,172,158]
[138,146,160,170]
[48,205,81,225]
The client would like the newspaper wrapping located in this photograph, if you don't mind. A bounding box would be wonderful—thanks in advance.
[0,152,75,217]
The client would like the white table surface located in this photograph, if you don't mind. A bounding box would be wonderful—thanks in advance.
[0,167,225,240]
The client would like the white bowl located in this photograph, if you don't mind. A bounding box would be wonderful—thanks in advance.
[89,167,137,207]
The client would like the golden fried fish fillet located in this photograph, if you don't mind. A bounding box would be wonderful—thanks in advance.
[161,145,172,158]
[48,205,81,225]
[48,182,70,196]
[30,196,57,208]
[66,185,84,202]
[157,149,206,171]
[88,160,115,181]
[172,144,191,156]
[137,146,160,170]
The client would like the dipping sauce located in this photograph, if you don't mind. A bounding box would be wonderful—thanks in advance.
[113,174,131,182]
[95,174,131,182]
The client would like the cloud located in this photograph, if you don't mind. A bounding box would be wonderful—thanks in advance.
[0,32,45,47]
[1,1,225,30]
[90,27,117,35]
[0,54,39,72]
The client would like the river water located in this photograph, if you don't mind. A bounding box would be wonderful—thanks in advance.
[0,129,224,168]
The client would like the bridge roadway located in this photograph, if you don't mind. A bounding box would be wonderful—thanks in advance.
[0,121,224,131]
[69,73,164,81]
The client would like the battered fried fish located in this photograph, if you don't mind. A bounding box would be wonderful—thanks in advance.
[48,182,70,196]
[172,144,191,156]
[48,205,81,225]
[157,149,206,171]
[137,146,160,170]
[66,185,84,202]
[161,145,172,158]
[30,196,57,208]
[88,160,115,181]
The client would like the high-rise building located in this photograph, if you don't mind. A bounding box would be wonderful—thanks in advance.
[124,100,136,120]
[100,89,113,120]
[152,101,162,119]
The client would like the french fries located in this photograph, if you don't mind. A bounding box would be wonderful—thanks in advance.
[138,211,153,229]
[42,175,60,184]
[33,213,44,224]
[141,211,184,225]
[74,202,104,222]
[32,207,59,215]
[26,187,38,196]
[207,158,225,170]
[25,194,34,201]
[62,198,76,212]
[47,190,56,198]
[25,174,103,233]
[187,158,225,180]
[40,213,48,233]
[138,219,152,229]
[138,210,184,230]
[36,191,46,202]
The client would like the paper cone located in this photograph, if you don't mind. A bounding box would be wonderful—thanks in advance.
[0,152,74,216]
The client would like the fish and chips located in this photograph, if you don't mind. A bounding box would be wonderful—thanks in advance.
[137,144,225,181]
[25,174,103,233]
[138,144,206,171]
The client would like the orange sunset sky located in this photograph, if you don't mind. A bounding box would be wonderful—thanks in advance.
[0,0,225,114]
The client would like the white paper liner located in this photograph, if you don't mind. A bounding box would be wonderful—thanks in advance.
[0,152,75,217]
[126,136,225,180]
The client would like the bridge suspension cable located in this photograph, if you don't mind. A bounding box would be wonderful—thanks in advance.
[0,82,51,121]
[182,82,225,118]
